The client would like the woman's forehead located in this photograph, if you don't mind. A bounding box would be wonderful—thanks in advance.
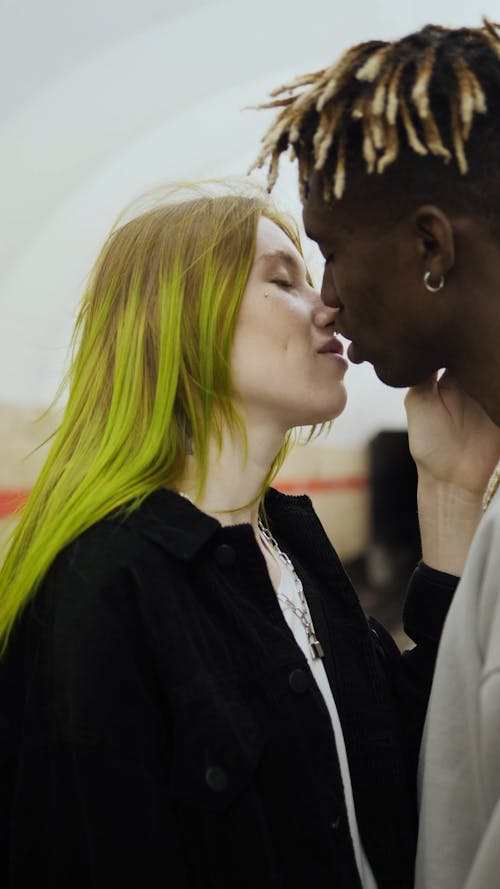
[254,217,302,263]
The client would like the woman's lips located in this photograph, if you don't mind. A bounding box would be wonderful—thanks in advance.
[317,337,344,356]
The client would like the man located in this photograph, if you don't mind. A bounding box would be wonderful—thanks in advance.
[253,19,500,889]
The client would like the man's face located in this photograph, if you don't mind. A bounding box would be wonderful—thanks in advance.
[302,175,445,387]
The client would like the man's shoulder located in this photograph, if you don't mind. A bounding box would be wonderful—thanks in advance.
[470,490,500,568]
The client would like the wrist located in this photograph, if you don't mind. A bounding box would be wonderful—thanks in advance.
[417,477,483,575]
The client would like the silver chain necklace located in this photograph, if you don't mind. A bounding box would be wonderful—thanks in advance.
[258,519,324,660]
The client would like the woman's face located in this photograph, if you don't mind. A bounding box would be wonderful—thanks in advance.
[231,216,348,431]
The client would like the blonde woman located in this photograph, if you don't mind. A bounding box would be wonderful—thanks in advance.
[0,183,497,889]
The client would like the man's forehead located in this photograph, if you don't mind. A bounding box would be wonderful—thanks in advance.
[302,183,351,242]
[302,170,400,243]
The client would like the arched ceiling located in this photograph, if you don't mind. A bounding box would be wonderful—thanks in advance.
[0,0,493,441]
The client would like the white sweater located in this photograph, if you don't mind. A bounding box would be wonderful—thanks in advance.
[416,488,500,889]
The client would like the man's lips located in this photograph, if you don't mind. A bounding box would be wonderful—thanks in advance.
[346,340,364,365]
[328,325,363,365]
[332,321,353,350]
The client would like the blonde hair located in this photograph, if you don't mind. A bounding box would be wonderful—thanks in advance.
[0,181,307,652]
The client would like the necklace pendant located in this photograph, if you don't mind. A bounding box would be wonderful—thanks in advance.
[310,637,324,660]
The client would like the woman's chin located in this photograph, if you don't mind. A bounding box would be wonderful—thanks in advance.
[296,398,348,429]
[323,389,348,423]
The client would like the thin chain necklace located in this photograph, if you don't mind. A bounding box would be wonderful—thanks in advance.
[483,460,500,511]
[178,492,324,660]
[258,519,324,660]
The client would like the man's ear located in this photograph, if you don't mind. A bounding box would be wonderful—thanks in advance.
[413,205,455,280]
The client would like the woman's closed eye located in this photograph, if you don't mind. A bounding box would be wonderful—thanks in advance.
[271,278,294,290]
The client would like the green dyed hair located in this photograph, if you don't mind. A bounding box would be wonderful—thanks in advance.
[0,181,306,653]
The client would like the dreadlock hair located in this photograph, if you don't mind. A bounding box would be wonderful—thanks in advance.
[251,18,500,233]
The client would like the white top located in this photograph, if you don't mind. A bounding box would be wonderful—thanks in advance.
[416,487,500,889]
[277,565,378,889]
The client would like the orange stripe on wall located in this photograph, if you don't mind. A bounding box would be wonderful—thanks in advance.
[275,476,368,494]
[0,490,31,518]
[0,477,368,519]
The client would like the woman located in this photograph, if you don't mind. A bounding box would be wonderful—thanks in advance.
[0,182,497,889]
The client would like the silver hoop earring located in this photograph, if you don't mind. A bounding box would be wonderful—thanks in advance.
[424,271,445,292]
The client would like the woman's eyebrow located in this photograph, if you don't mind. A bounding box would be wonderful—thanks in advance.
[256,249,304,274]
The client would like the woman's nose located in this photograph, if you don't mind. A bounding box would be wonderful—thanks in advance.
[312,296,340,330]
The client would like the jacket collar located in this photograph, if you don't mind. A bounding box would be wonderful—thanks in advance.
[117,487,313,562]
[121,489,220,560]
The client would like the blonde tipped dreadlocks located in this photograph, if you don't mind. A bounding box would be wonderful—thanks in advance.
[250,19,500,201]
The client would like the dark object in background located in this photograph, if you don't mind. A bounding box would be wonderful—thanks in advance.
[365,430,420,596]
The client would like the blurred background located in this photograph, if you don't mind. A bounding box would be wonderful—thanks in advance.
[1,0,494,642]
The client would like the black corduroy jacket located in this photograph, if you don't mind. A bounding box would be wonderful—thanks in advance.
[0,487,457,889]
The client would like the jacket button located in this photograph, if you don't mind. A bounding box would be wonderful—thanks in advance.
[330,815,341,832]
[288,668,308,694]
[214,544,236,566]
[205,766,228,793]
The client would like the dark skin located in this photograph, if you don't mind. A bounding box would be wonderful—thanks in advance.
[302,172,500,426]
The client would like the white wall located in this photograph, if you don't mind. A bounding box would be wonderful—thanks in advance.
[1,0,496,443]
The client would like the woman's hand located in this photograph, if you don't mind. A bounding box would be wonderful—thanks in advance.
[405,372,500,575]
[405,371,500,494]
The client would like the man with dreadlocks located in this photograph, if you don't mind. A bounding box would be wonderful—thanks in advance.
[252,17,500,889]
